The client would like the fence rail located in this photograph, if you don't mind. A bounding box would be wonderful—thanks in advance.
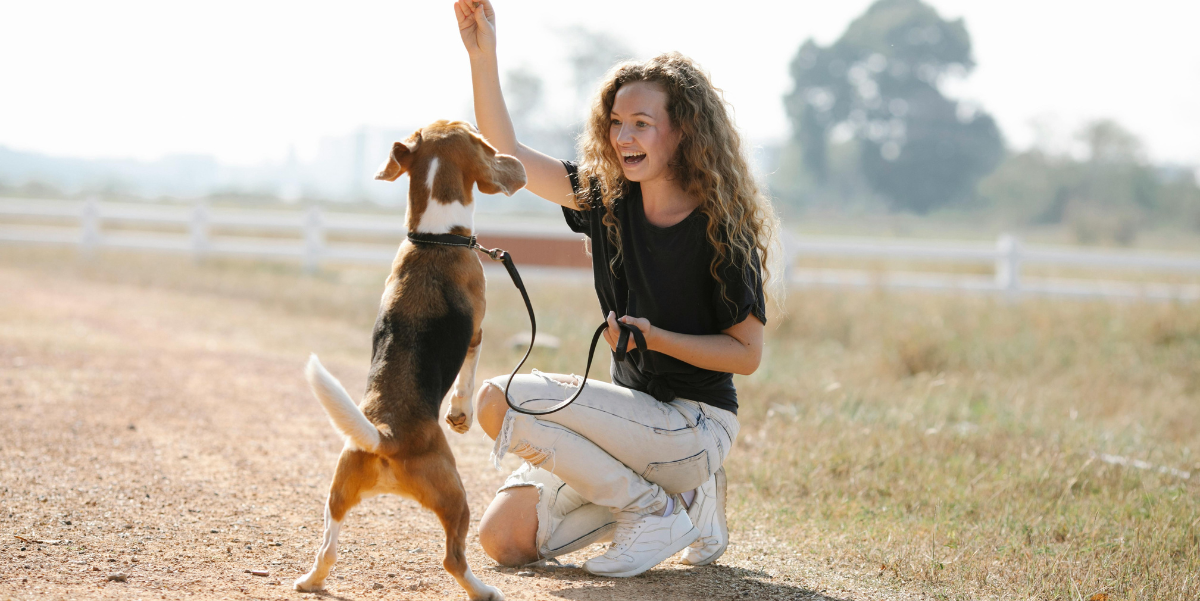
[3,196,1199,301]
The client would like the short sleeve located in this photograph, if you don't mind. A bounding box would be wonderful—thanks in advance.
[561,160,595,235]
[712,250,768,331]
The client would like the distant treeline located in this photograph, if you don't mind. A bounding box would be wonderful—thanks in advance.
[975,121,1200,244]
[772,0,1200,243]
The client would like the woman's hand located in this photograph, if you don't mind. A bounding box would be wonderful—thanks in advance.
[454,0,496,59]
[603,311,654,353]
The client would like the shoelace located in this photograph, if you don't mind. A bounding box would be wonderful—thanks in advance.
[606,515,647,555]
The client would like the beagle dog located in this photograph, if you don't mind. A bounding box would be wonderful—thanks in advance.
[295,120,525,600]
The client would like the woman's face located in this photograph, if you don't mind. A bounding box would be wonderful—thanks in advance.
[609,81,681,183]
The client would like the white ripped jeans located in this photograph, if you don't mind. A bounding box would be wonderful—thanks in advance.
[489,370,740,559]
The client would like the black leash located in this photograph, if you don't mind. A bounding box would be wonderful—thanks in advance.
[406,232,646,416]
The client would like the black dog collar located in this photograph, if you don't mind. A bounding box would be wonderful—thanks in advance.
[406,231,477,248]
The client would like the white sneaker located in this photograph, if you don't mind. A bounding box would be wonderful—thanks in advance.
[680,467,728,565]
[583,501,699,578]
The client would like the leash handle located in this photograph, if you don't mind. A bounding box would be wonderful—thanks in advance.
[612,319,646,363]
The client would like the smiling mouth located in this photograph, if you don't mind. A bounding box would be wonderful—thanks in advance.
[622,152,646,166]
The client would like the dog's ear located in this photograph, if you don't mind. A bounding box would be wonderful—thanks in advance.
[375,138,419,182]
[476,153,527,196]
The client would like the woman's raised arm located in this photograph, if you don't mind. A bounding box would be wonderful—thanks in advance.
[454,0,576,207]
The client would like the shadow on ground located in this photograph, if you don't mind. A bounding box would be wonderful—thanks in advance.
[493,564,852,601]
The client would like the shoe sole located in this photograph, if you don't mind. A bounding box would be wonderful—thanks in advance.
[683,467,728,566]
[586,526,700,578]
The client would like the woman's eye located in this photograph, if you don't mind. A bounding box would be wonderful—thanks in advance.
[610,119,621,127]
[636,121,648,128]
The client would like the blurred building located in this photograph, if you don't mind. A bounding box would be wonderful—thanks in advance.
[0,126,419,205]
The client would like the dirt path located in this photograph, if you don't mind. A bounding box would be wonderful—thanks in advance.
[0,263,910,601]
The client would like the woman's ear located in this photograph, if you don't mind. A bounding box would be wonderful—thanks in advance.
[374,137,419,182]
[476,153,527,196]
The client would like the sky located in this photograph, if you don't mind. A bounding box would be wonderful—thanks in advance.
[2,0,1197,167]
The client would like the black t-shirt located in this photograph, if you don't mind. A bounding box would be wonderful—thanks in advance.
[561,161,766,414]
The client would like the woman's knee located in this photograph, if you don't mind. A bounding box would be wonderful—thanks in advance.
[478,487,540,567]
[476,372,579,440]
[475,380,508,440]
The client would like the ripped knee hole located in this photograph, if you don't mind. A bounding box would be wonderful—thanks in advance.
[509,441,554,467]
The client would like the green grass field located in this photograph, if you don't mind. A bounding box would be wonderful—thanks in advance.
[5,246,1197,600]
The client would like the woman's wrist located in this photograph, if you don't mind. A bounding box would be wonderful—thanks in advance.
[644,325,662,352]
[468,50,498,69]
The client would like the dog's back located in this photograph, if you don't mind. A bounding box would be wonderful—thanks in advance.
[303,247,480,454]
[360,243,482,435]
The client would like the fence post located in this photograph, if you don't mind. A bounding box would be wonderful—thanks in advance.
[995,233,1022,297]
[80,195,101,254]
[191,199,210,260]
[304,206,324,273]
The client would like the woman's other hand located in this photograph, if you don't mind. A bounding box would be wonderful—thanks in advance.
[455,0,496,59]
[604,311,654,353]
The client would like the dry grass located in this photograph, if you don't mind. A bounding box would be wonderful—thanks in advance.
[2,246,1197,600]
[734,290,1200,600]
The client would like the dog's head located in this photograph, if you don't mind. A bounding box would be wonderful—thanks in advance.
[375,121,526,233]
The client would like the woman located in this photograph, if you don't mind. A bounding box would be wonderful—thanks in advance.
[454,0,778,578]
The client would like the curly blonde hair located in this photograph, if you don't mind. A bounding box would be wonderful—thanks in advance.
[576,52,780,307]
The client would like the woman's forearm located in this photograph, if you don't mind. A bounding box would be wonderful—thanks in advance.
[469,54,519,156]
[648,329,761,376]
[607,313,764,376]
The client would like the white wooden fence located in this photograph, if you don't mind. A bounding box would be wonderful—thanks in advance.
[781,232,1200,301]
[0,196,581,272]
[3,196,1199,302]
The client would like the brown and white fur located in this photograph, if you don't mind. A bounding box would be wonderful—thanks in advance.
[295,120,525,600]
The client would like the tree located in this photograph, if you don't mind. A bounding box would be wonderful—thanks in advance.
[783,0,1003,213]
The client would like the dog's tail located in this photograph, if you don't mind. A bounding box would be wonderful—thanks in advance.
[305,354,382,453]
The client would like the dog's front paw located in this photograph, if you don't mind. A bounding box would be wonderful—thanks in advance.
[445,406,473,434]
[293,573,325,592]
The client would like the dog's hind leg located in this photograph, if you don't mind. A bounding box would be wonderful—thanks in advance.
[406,445,503,600]
[293,502,342,592]
[446,328,483,434]
[295,450,376,592]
